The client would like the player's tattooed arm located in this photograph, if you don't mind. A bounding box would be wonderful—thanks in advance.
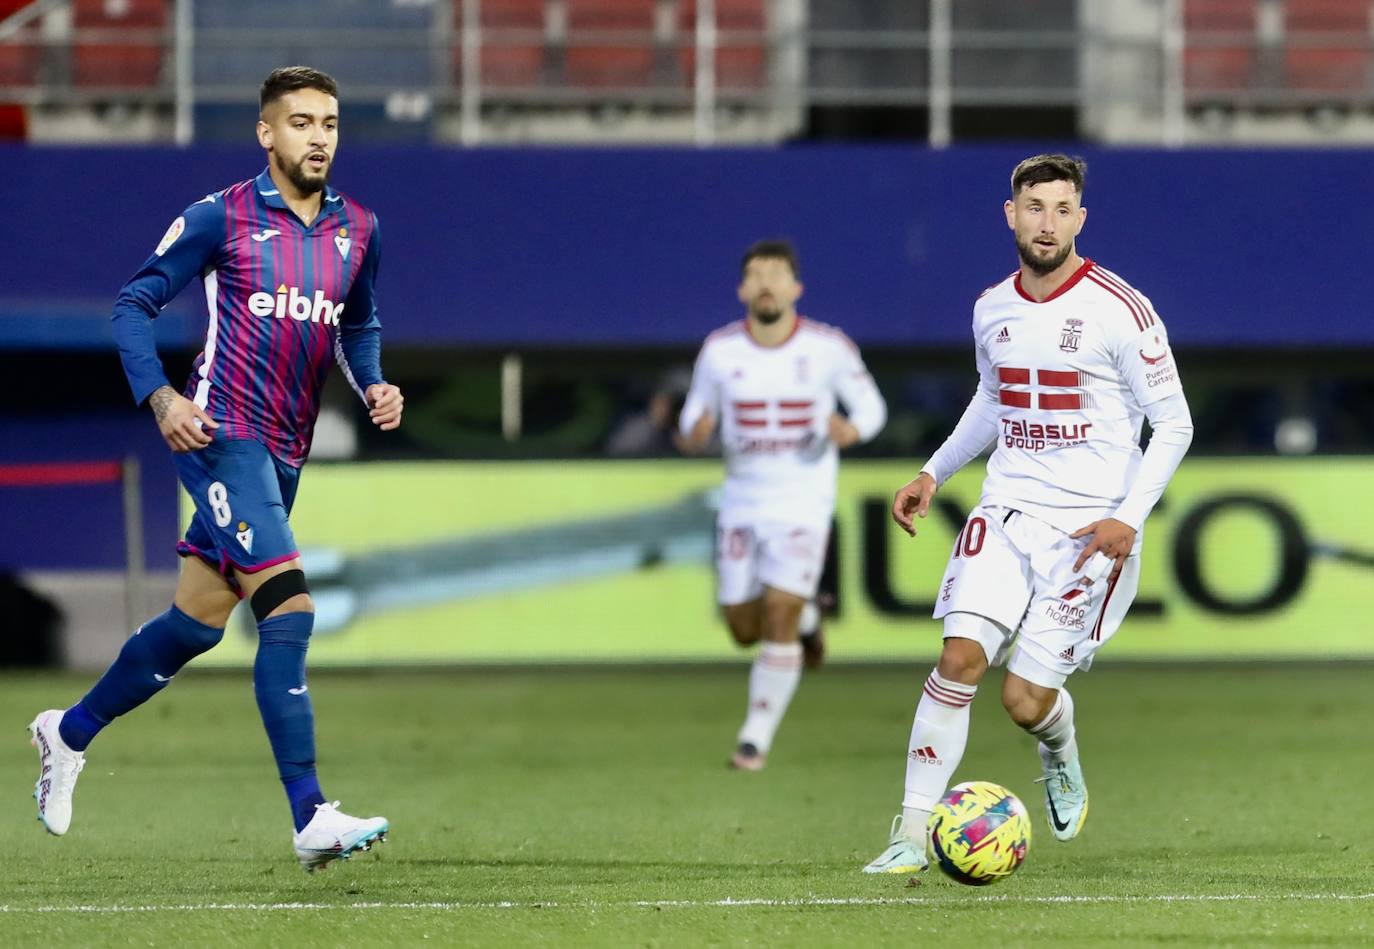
[148,385,219,453]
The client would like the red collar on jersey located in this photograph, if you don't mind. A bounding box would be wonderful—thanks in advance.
[743,314,805,348]
[1014,258,1095,304]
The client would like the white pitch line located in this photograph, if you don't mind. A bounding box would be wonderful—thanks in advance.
[1,893,1372,914]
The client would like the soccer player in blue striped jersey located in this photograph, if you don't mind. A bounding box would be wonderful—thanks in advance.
[27,66,401,872]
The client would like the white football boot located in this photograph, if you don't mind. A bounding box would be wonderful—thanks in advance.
[29,709,86,836]
[1037,745,1089,841]
[293,801,389,872]
[862,814,929,874]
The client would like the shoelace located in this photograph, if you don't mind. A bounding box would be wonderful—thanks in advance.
[887,814,906,843]
[1034,767,1078,796]
[59,754,85,784]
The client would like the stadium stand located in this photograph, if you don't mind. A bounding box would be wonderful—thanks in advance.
[1184,0,1259,99]
[71,0,166,89]
[1284,0,1371,96]
[678,0,768,89]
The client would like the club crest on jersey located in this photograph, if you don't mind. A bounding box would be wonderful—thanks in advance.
[1059,318,1083,353]
[334,227,351,260]
[235,521,254,553]
[247,284,345,326]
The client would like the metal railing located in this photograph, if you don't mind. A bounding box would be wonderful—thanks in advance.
[3,0,1374,146]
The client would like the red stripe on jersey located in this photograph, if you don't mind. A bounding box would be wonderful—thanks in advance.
[1037,369,1080,386]
[777,418,812,428]
[1039,393,1083,410]
[798,318,861,356]
[735,418,767,427]
[1086,272,1147,331]
[733,401,766,410]
[999,389,1031,408]
[1093,267,1155,328]
[998,367,1030,384]
[778,400,813,409]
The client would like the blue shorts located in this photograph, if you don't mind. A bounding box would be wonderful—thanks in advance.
[173,437,301,593]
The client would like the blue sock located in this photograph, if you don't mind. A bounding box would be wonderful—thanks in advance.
[59,606,224,752]
[254,611,326,832]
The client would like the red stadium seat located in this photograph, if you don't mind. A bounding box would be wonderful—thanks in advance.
[0,0,40,90]
[71,0,167,88]
[1283,0,1370,94]
[452,0,546,89]
[565,0,656,89]
[1183,0,1258,94]
[678,0,767,89]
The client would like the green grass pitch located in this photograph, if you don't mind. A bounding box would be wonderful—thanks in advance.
[3,662,1372,946]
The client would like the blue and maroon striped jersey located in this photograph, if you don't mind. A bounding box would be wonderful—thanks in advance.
[112,168,385,467]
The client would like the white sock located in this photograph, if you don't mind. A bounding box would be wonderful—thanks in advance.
[901,805,932,842]
[799,601,820,636]
[900,670,977,840]
[1028,688,1078,765]
[737,641,803,754]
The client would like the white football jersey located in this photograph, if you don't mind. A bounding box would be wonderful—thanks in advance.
[680,317,886,521]
[966,259,1184,533]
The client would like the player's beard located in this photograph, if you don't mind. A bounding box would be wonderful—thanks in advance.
[750,293,783,324]
[1016,234,1072,276]
[276,150,330,195]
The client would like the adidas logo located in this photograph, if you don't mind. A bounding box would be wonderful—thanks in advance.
[1059,645,1075,661]
[995,326,1011,343]
[908,745,943,765]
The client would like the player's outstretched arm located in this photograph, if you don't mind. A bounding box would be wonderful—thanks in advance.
[148,385,219,452]
[891,471,938,537]
[366,383,404,431]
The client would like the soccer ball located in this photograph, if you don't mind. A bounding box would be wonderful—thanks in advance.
[927,781,1031,886]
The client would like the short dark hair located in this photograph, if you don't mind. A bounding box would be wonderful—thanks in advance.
[740,239,800,278]
[260,66,339,112]
[1011,154,1087,197]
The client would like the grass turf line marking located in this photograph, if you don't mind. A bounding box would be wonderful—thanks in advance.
[3,893,1374,913]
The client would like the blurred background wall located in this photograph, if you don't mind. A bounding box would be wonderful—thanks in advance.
[2,0,1371,667]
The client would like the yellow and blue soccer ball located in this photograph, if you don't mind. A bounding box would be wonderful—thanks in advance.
[927,781,1031,886]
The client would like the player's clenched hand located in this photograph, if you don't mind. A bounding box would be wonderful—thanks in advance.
[366,383,404,431]
[149,385,218,452]
[891,471,938,537]
[828,413,861,449]
[1070,518,1136,580]
[679,411,717,454]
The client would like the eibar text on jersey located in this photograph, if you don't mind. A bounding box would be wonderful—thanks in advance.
[247,285,345,325]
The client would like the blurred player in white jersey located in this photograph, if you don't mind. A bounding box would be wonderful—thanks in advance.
[863,156,1193,874]
[679,240,886,771]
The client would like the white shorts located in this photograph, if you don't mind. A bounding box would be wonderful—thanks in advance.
[715,511,828,605]
[933,505,1141,686]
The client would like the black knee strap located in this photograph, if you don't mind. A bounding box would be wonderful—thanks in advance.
[251,569,310,623]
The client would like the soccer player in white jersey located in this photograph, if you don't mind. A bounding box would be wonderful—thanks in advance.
[863,155,1193,874]
[679,240,887,771]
